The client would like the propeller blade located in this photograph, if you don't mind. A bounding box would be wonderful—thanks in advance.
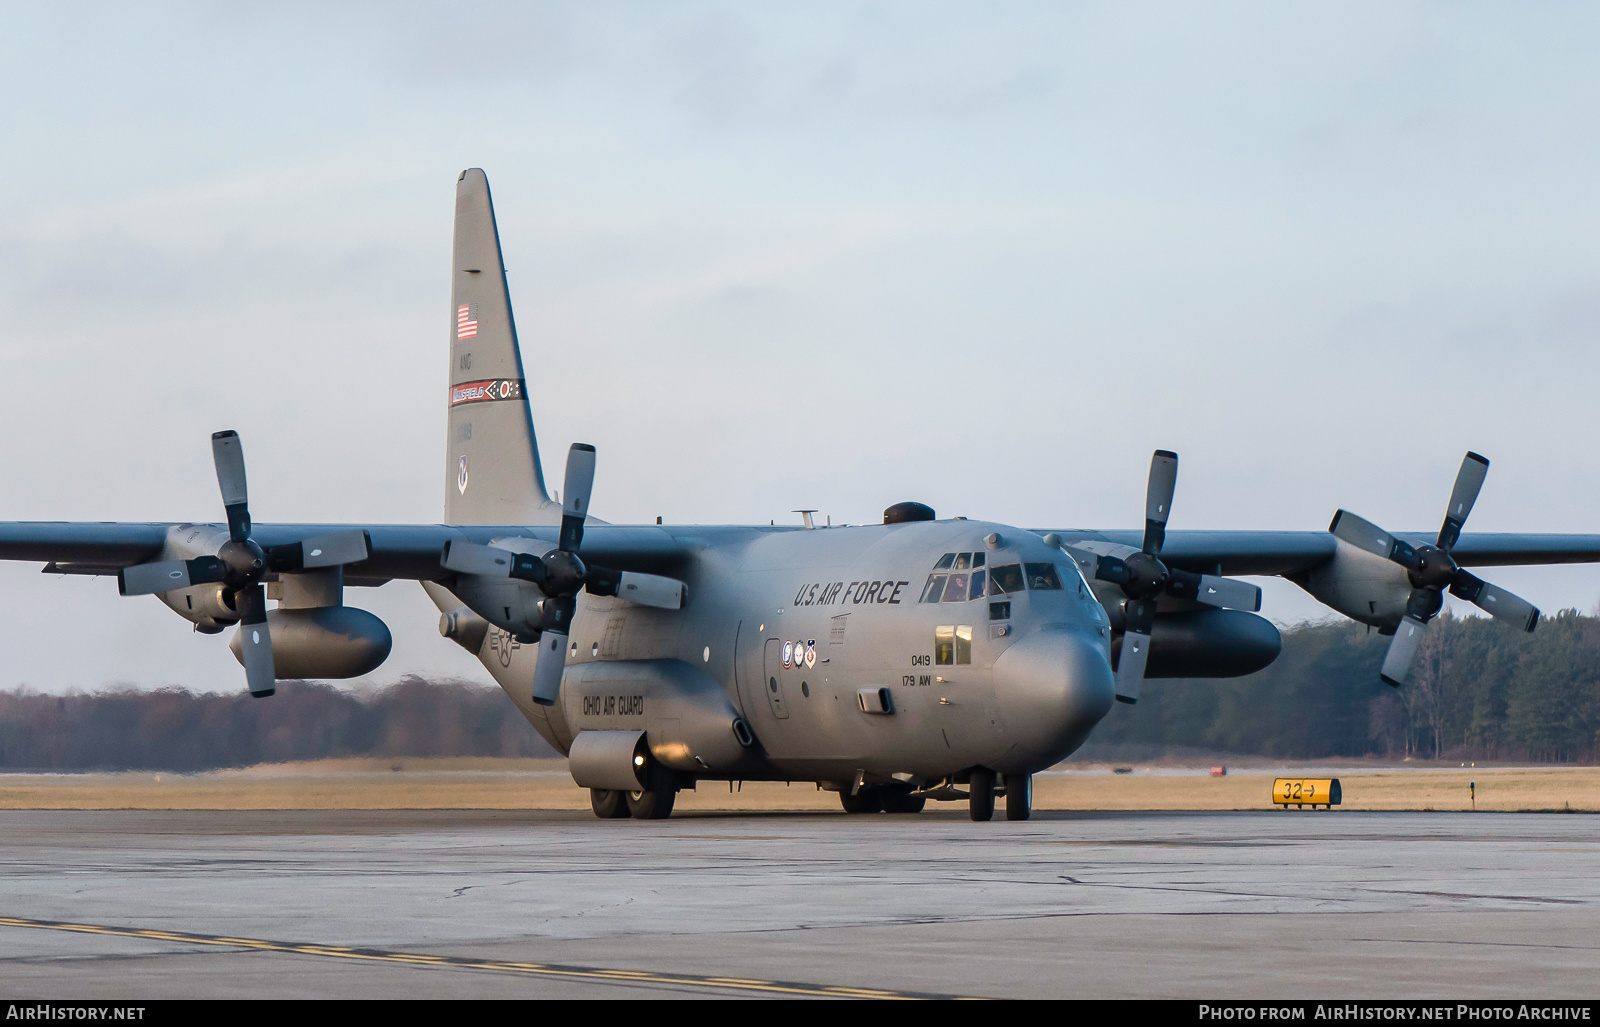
[439,540,546,583]
[1195,574,1262,612]
[1142,450,1178,555]
[117,556,225,596]
[295,530,370,569]
[1438,451,1490,551]
[1329,510,1400,561]
[1379,615,1428,687]
[616,571,686,610]
[530,631,568,706]
[234,584,276,698]
[558,443,597,552]
[1451,572,1539,632]
[211,430,251,543]
[440,540,515,577]
[1115,631,1149,704]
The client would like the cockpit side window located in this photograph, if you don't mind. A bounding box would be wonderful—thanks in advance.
[1025,563,1064,590]
[920,574,948,603]
[941,573,969,603]
[989,563,1025,594]
[955,624,973,664]
[933,553,956,571]
[934,625,972,666]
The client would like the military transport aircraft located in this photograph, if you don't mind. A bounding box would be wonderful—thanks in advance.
[4,169,1599,821]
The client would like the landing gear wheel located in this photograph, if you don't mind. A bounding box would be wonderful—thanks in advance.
[840,788,883,814]
[626,764,678,820]
[969,768,995,822]
[590,788,630,819]
[879,787,926,813]
[627,787,677,819]
[1004,773,1032,821]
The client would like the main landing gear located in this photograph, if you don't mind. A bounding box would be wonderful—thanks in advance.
[590,763,678,820]
[968,769,1032,822]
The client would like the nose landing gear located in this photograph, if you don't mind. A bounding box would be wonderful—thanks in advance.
[1004,773,1032,821]
[969,769,1032,821]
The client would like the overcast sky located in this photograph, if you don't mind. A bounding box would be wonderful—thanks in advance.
[3,2,1600,692]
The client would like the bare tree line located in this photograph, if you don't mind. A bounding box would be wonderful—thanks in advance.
[3,611,1598,770]
[1086,610,1600,763]
[0,677,557,771]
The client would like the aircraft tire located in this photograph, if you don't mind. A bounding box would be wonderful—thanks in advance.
[626,764,678,820]
[969,768,995,822]
[590,788,630,819]
[626,786,676,819]
[840,788,883,814]
[1004,773,1032,821]
[879,788,926,813]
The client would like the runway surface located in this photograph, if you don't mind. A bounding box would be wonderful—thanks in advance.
[1,808,1597,999]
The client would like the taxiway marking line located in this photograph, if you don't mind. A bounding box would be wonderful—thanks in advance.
[0,916,969,999]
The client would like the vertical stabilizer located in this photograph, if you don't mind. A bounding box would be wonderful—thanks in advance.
[446,168,554,524]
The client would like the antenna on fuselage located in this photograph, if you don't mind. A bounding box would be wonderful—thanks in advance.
[793,510,818,529]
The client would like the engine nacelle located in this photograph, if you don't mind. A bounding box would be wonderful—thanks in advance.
[157,583,238,634]
[1134,608,1283,678]
[447,574,545,636]
[228,606,392,679]
[1292,540,1411,630]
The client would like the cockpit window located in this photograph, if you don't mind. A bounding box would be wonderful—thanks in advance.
[1025,563,1064,590]
[924,553,1000,601]
[989,563,1025,594]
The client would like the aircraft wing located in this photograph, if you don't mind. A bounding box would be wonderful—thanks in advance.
[0,521,699,583]
[1045,529,1600,577]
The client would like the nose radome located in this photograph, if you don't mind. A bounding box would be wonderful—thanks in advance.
[991,628,1115,770]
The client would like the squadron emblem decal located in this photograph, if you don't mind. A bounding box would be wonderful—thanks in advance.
[458,456,469,495]
[782,640,794,668]
[804,639,817,668]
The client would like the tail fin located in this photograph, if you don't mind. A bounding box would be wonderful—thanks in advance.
[446,169,554,524]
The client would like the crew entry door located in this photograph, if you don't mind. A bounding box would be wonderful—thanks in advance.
[761,639,790,720]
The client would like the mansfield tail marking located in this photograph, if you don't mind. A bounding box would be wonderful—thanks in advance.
[450,379,526,406]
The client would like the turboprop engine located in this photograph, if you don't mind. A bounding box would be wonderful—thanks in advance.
[1060,451,1265,703]
[227,606,392,679]
[116,430,378,696]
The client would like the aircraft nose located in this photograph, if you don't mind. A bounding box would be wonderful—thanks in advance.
[991,628,1115,768]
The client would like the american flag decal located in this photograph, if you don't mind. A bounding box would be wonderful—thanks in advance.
[456,304,478,339]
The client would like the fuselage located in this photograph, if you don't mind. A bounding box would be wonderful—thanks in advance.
[457,518,1116,786]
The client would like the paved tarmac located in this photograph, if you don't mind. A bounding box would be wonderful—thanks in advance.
[0,808,1596,999]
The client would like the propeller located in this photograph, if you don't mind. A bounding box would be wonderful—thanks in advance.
[115,431,371,699]
[1329,451,1539,687]
[439,443,687,707]
[1083,450,1263,706]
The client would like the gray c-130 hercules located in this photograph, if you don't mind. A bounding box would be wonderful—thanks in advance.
[5,168,1600,821]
